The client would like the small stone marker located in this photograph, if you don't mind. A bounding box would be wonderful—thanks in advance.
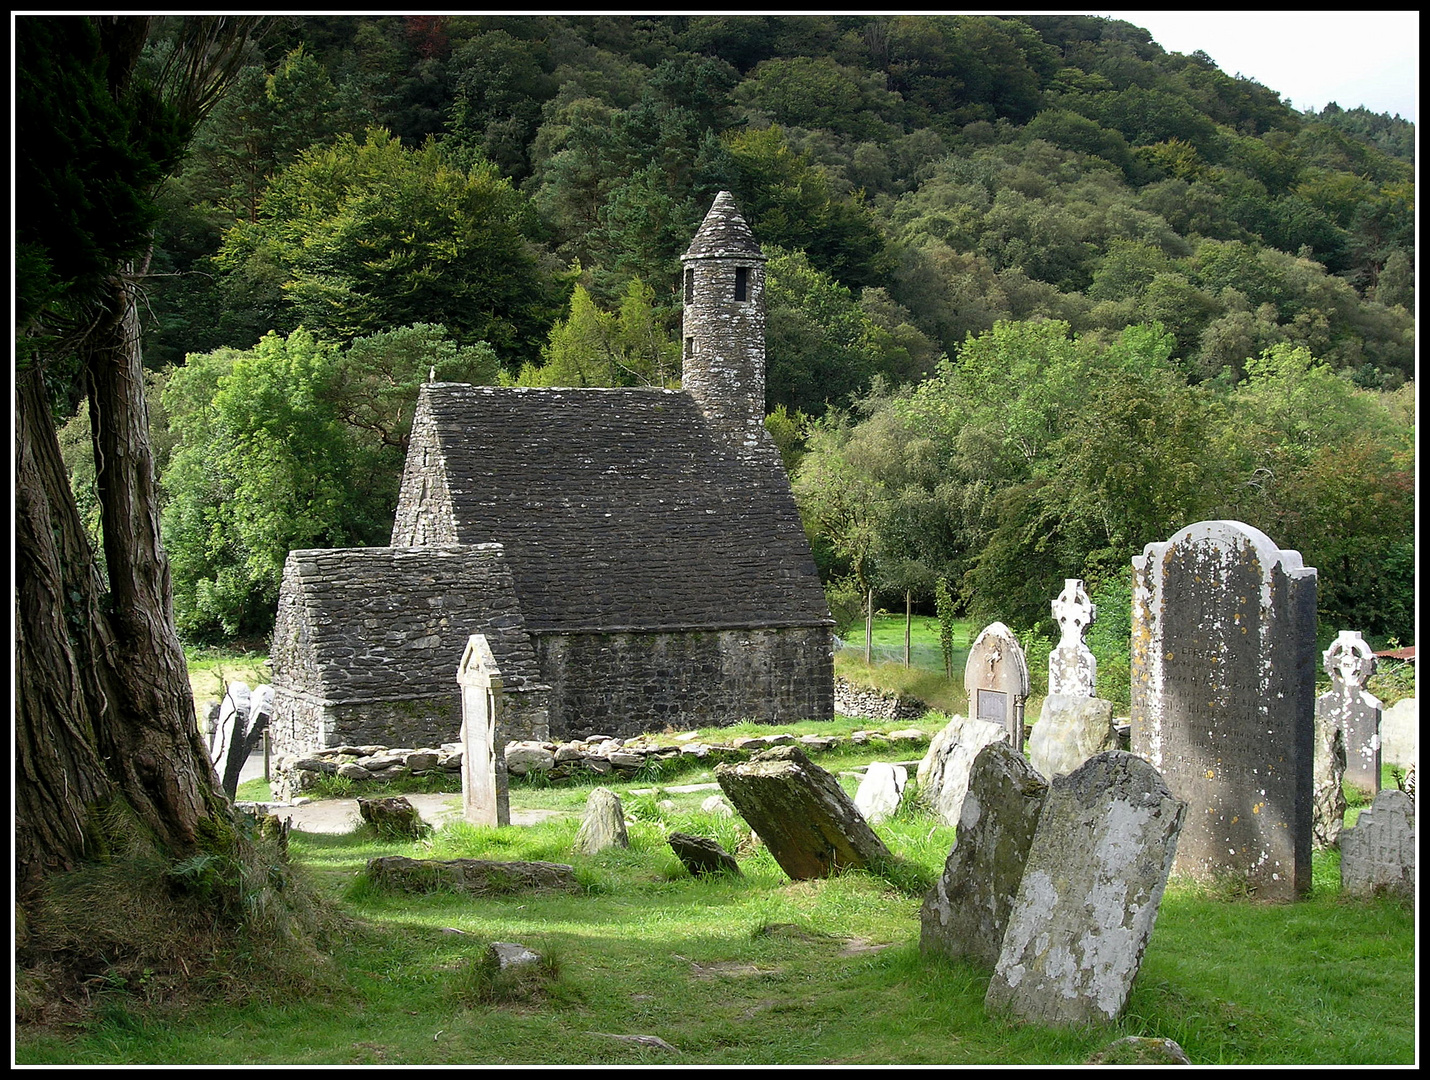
[1320,630,1382,795]
[573,787,629,855]
[1131,520,1317,901]
[1340,788,1415,901]
[919,741,1048,970]
[853,762,908,825]
[965,622,1031,749]
[916,713,1008,828]
[488,941,542,971]
[667,832,743,877]
[458,634,509,827]
[1030,579,1119,780]
[358,795,429,838]
[714,745,892,880]
[985,751,1185,1027]
[1086,1036,1192,1065]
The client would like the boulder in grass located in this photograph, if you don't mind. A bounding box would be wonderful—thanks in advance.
[573,787,629,855]
[668,832,743,877]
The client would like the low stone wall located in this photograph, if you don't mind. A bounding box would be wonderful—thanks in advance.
[834,677,930,721]
[271,726,933,800]
[534,625,835,740]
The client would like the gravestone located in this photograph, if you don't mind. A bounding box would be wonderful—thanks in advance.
[1131,520,1317,902]
[1340,788,1415,901]
[985,751,1185,1026]
[965,622,1030,749]
[919,741,1048,969]
[1311,708,1348,850]
[714,745,891,880]
[209,681,268,799]
[1029,579,1118,779]
[854,762,907,825]
[1047,578,1097,697]
[573,787,629,855]
[668,832,743,877]
[917,713,1009,828]
[458,634,509,827]
[1319,631,1382,796]
[1380,698,1417,769]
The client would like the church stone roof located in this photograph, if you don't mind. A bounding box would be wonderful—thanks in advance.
[276,544,546,703]
[415,383,831,635]
[682,190,765,262]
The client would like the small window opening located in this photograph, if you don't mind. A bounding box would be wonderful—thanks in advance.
[684,268,694,304]
[684,336,696,361]
[734,266,749,302]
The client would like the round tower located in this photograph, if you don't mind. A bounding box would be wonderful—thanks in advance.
[680,190,768,457]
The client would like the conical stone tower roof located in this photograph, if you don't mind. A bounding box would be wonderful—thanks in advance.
[682,190,764,261]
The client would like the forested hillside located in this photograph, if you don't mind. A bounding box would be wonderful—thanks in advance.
[54,14,1413,646]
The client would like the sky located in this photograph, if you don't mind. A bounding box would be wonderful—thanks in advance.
[1092,11,1418,122]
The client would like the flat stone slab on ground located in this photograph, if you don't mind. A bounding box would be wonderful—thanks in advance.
[365,855,581,895]
[667,832,743,877]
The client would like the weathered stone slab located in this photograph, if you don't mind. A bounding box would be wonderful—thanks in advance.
[488,941,542,971]
[365,855,581,895]
[1086,1037,1192,1065]
[1028,694,1118,780]
[668,832,743,877]
[715,745,891,880]
[572,787,629,855]
[965,623,1031,749]
[1319,630,1382,795]
[916,713,1009,828]
[1131,520,1317,901]
[920,742,1048,970]
[985,751,1185,1026]
[458,634,510,827]
[1340,788,1415,900]
[853,762,907,825]
[1312,707,1348,851]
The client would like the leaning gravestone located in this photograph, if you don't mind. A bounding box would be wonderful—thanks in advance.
[572,787,629,855]
[1320,630,1382,796]
[1340,787,1415,901]
[458,634,509,827]
[965,622,1031,750]
[917,713,1008,828]
[853,762,908,825]
[985,751,1185,1026]
[1131,520,1317,902]
[1029,579,1118,779]
[667,832,743,878]
[919,741,1048,970]
[209,681,268,799]
[715,745,891,880]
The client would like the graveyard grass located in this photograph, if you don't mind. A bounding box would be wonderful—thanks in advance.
[16,637,1414,1066]
[17,751,1415,1065]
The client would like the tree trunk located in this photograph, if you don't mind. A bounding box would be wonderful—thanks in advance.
[15,273,232,897]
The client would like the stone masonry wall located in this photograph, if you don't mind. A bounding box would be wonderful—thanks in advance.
[535,625,835,740]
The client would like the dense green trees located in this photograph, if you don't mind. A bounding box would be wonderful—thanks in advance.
[40,13,1411,653]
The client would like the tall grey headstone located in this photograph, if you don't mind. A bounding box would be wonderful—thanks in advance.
[1131,520,1317,901]
[965,622,1030,750]
[457,634,509,827]
[1320,630,1382,795]
[1029,579,1118,779]
[919,742,1048,970]
[917,713,1009,828]
[1380,697,1417,769]
[985,751,1185,1026]
[1339,788,1415,901]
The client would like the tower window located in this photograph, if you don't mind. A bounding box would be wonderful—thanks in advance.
[734,266,749,302]
[684,268,694,304]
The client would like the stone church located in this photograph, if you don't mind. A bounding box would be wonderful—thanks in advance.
[269,192,835,760]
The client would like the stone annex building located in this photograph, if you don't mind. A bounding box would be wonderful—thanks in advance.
[269,192,836,762]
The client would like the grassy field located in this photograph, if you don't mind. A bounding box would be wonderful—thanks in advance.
[16,639,1413,1066]
[16,739,1416,1066]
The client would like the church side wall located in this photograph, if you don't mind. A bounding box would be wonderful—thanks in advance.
[534,625,834,740]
